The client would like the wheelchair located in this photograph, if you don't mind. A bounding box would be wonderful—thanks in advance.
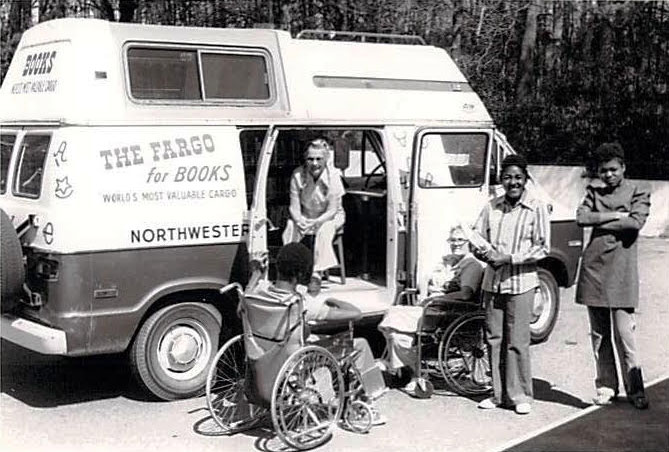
[385,289,492,398]
[205,282,380,450]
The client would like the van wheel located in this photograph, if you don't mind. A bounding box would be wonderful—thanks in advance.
[0,209,25,309]
[130,302,222,400]
[530,268,560,344]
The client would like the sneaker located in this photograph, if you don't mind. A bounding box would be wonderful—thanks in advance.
[369,405,386,426]
[515,402,531,415]
[477,397,500,410]
[592,387,617,406]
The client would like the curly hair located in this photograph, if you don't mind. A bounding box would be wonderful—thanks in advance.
[593,142,625,165]
[276,243,313,284]
[501,154,529,177]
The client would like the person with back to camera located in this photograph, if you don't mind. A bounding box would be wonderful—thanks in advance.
[282,138,346,295]
[472,154,550,415]
[377,225,483,396]
[575,142,650,409]
[253,242,386,425]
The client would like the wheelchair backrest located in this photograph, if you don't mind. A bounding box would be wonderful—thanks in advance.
[240,284,305,407]
[242,290,303,343]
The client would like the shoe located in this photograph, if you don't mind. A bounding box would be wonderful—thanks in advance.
[627,367,650,410]
[592,387,618,406]
[630,394,649,410]
[403,379,417,395]
[515,403,531,415]
[369,405,386,426]
[477,397,500,410]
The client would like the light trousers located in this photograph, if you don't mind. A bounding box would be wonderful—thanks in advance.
[587,306,638,394]
[484,289,534,406]
[283,216,344,272]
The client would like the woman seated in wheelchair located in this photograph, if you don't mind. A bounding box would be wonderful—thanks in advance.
[253,242,386,425]
[377,225,484,396]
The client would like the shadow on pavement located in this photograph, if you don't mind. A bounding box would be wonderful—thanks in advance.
[506,378,669,452]
[1,339,150,407]
[533,378,591,409]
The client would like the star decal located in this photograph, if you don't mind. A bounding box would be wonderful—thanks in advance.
[55,176,73,199]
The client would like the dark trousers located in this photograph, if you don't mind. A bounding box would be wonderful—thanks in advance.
[484,289,534,406]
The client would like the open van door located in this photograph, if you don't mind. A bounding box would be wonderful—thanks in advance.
[246,126,278,283]
[407,128,493,298]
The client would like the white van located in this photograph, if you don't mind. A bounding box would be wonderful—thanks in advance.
[0,19,583,400]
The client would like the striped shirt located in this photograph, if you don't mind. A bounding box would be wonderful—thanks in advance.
[474,190,551,294]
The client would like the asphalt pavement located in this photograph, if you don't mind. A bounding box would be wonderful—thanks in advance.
[1,238,668,452]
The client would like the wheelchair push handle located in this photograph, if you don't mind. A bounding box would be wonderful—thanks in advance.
[219,282,244,299]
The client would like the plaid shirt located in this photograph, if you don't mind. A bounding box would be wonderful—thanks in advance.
[474,190,551,294]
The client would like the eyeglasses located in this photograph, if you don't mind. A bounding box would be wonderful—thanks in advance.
[448,238,467,244]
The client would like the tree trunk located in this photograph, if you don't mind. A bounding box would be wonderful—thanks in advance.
[516,0,539,101]
[119,0,138,22]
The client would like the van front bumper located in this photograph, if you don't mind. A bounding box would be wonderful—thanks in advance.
[1,314,67,355]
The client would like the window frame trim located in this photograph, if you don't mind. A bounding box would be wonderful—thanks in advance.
[123,41,277,107]
[416,130,490,189]
[0,130,19,195]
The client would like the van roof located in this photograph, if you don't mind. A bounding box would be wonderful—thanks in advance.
[0,18,492,126]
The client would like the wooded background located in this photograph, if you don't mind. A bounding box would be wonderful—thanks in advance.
[2,0,668,179]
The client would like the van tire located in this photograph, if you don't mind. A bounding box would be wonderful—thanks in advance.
[530,268,560,344]
[130,302,222,400]
[1,209,25,306]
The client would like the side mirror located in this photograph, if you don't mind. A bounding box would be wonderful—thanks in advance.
[333,138,350,170]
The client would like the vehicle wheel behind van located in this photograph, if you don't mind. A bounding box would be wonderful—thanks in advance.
[130,302,222,400]
[1,209,25,309]
[530,268,560,344]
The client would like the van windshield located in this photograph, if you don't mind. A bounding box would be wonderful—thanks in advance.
[1,133,16,194]
[418,132,488,187]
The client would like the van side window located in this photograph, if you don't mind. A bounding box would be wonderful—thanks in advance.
[127,46,272,103]
[128,48,201,100]
[418,133,488,188]
[201,53,270,100]
[14,134,51,198]
[239,129,268,208]
[1,133,16,194]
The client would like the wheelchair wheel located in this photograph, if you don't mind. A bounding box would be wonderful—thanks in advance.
[438,312,492,396]
[343,400,373,433]
[205,335,267,433]
[271,346,344,450]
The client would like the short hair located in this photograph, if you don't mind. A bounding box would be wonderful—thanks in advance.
[303,138,332,160]
[593,142,625,165]
[501,154,529,177]
[276,243,313,284]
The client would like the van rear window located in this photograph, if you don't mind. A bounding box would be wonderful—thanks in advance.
[1,133,16,194]
[127,46,272,103]
[14,134,51,198]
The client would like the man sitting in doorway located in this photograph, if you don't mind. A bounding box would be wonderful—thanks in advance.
[282,138,346,295]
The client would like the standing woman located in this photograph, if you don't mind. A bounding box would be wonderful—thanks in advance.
[473,154,550,415]
[576,142,650,409]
